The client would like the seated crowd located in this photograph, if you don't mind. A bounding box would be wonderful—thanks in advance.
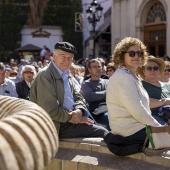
[0,39,170,157]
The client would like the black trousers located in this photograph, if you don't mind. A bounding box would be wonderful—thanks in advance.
[59,122,109,139]
[104,128,147,156]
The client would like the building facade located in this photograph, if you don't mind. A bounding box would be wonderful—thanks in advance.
[112,0,169,58]
[21,26,63,52]
[82,0,112,60]
[83,0,170,60]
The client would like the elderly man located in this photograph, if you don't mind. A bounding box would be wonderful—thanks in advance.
[0,62,18,97]
[30,42,108,139]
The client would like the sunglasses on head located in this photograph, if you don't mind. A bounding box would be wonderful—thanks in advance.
[126,51,143,57]
[24,71,34,75]
[165,68,170,72]
[145,66,159,71]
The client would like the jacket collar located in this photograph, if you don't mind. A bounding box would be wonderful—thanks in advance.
[48,62,72,80]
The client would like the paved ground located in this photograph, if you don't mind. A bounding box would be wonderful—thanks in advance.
[55,147,170,170]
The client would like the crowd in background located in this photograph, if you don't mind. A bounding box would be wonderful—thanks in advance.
[1,47,117,88]
[1,44,170,101]
[3,53,170,85]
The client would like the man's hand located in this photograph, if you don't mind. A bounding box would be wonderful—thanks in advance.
[68,109,94,125]
[79,116,94,125]
[68,109,83,124]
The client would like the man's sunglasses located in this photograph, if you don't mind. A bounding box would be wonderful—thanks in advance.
[165,68,170,72]
[126,51,143,57]
[145,66,159,71]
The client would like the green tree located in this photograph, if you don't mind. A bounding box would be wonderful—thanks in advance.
[0,0,83,62]
[0,1,28,61]
[43,0,83,60]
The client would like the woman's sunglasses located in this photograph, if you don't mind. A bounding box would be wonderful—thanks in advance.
[24,71,34,75]
[10,73,17,77]
[107,69,114,72]
[126,51,143,57]
[145,66,159,71]
[165,69,170,72]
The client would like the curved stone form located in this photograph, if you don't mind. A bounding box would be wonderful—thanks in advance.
[0,96,58,170]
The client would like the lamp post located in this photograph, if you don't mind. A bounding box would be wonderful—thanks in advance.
[86,0,103,58]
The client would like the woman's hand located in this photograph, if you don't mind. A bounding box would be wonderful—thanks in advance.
[150,98,170,108]
[161,98,170,105]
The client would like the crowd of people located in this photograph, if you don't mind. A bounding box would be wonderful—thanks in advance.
[1,38,170,157]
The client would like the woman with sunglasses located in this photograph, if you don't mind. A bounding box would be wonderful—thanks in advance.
[159,61,170,83]
[16,65,36,100]
[106,62,116,78]
[105,37,162,156]
[138,56,170,125]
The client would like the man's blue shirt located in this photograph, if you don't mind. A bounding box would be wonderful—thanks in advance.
[52,61,74,110]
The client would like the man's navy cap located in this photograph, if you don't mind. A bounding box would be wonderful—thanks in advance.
[54,42,77,54]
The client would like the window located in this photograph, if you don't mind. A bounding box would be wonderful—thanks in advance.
[147,2,166,23]
[150,31,166,41]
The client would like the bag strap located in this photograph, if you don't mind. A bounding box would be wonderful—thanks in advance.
[143,136,148,148]
[146,125,155,149]
[150,125,170,134]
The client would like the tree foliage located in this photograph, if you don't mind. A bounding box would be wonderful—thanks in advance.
[0,0,83,62]
[43,0,83,60]
[0,1,28,61]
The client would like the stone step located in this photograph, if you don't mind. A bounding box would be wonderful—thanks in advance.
[44,138,170,170]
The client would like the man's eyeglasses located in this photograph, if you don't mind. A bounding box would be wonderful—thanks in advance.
[165,68,170,72]
[24,71,34,75]
[145,66,159,71]
[126,51,143,57]
[90,66,102,69]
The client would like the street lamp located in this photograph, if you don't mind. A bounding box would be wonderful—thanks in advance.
[86,0,103,58]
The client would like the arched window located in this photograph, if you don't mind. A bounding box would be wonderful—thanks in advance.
[147,2,166,24]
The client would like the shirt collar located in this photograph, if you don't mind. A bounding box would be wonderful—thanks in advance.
[0,78,7,86]
[52,61,70,77]
[25,80,32,88]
